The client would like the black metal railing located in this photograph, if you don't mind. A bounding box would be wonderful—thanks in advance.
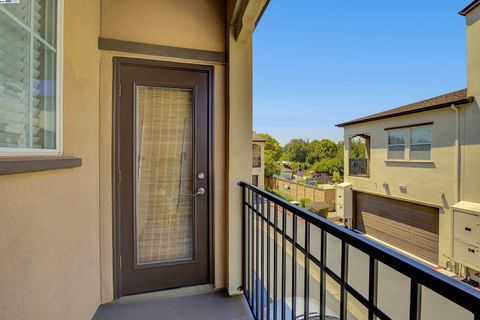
[239,182,480,320]
[349,158,369,176]
[253,157,262,168]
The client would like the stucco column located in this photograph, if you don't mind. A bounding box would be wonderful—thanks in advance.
[226,32,253,295]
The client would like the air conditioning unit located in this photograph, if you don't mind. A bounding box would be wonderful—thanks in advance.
[452,201,480,271]
[336,183,353,223]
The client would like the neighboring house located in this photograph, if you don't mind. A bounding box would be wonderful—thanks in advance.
[252,132,266,188]
[335,2,480,280]
[277,161,294,180]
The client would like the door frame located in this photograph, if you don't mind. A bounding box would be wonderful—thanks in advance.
[112,57,215,298]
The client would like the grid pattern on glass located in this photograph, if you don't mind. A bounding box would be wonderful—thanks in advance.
[410,126,431,160]
[0,0,57,150]
[135,86,194,265]
[387,129,405,160]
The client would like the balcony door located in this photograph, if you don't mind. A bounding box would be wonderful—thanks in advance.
[114,59,212,297]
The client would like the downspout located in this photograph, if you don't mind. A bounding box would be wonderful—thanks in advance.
[451,104,461,203]
[450,104,460,271]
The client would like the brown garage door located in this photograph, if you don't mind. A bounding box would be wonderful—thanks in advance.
[354,192,439,264]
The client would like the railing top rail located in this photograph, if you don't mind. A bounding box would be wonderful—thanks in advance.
[238,181,480,314]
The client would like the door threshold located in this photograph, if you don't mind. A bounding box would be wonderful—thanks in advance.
[115,285,220,303]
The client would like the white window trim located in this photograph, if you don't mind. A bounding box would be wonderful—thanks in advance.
[0,0,64,156]
[387,129,406,160]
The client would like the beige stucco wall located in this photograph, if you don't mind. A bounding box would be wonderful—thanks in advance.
[252,141,265,188]
[464,5,480,203]
[343,103,480,267]
[0,1,101,320]
[99,0,227,302]
[101,0,226,53]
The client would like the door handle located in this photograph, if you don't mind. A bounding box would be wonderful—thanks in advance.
[190,187,206,197]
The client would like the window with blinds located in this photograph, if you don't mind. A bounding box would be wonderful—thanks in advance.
[0,0,59,153]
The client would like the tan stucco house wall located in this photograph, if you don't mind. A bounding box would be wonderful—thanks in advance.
[464,4,480,203]
[0,0,268,318]
[0,1,102,319]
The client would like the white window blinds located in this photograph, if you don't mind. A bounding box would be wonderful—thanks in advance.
[0,0,58,152]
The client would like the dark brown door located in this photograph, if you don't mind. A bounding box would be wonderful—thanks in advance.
[354,192,439,264]
[115,59,211,296]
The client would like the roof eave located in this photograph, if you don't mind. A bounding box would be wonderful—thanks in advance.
[335,97,474,128]
[459,0,480,16]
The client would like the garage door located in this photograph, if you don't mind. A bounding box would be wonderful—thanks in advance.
[354,192,439,264]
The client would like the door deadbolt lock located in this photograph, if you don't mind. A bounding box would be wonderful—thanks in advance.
[197,172,205,180]
[190,187,206,197]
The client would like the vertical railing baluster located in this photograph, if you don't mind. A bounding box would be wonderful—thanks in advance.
[340,241,349,320]
[242,185,246,299]
[320,230,326,320]
[250,190,255,310]
[368,257,378,320]
[247,188,251,306]
[274,204,278,320]
[267,199,271,320]
[261,195,265,320]
[304,222,310,320]
[282,208,287,320]
[292,215,297,320]
[252,189,256,315]
[409,281,421,320]
[256,192,260,318]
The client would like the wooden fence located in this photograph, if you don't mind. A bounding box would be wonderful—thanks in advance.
[266,177,336,210]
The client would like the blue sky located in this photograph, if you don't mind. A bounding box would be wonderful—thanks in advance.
[253,0,471,145]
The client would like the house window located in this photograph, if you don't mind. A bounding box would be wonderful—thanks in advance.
[0,0,61,154]
[387,130,405,160]
[410,126,432,160]
[252,175,259,187]
[252,144,261,167]
[349,134,370,176]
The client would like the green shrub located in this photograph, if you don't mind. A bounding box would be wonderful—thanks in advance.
[332,171,342,183]
[299,198,312,208]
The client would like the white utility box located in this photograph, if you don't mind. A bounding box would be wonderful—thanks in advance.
[452,201,480,270]
[336,182,353,220]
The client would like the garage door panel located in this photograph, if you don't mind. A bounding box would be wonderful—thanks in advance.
[355,192,439,264]
[413,245,438,263]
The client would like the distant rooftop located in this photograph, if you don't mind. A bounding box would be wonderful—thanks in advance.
[252,131,266,142]
[336,89,473,127]
[459,0,480,16]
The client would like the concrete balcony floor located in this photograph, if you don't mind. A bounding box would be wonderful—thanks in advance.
[92,288,253,320]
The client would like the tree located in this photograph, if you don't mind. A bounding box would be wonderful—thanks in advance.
[306,139,339,164]
[350,138,366,158]
[312,157,343,175]
[282,139,311,163]
[258,133,283,161]
[264,150,281,177]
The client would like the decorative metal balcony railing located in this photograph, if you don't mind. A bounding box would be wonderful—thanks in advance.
[253,157,262,168]
[239,182,480,320]
[349,158,369,176]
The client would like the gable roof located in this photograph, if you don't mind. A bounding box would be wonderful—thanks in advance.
[252,131,266,142]
[459,0,480,15]
[336,89,474,127]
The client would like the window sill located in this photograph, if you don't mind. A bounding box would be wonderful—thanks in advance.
[0,156,82,176]
[384,159,434,164]
[349,174,370,178]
